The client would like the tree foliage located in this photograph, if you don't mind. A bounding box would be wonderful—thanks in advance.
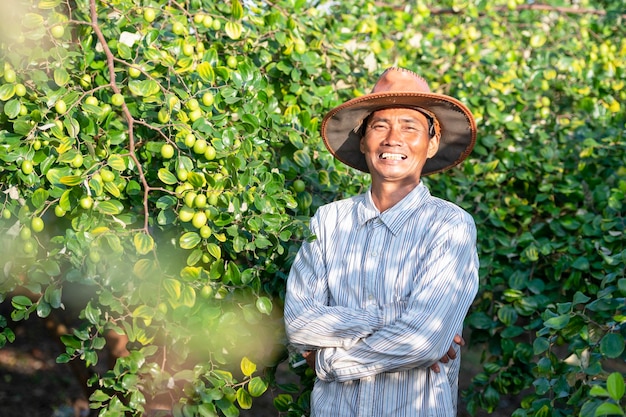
[0,0,624,416]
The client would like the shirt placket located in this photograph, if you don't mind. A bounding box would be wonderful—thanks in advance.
[357,217,386,417]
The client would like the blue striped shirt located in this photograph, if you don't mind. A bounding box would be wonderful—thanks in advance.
[284,183,479,417]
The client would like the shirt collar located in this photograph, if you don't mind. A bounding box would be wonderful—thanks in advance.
[357,183,431,235]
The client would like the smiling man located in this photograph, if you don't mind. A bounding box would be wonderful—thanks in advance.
[284,67,479,417]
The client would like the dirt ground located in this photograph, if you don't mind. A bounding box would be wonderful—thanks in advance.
[0,313,521,417]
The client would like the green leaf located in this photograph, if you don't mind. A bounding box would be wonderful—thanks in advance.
[96,200,124,215]
[84,301,100,325]
[594,403,625,416]
[197,62,215,84]
[129,79,160,97]
[133,258,159,280]
[240,356,257,377]
[293,149,311,168]
[158,168,178,185]
[181,285,196,308]
[59,175,83,186]
[231,0,244,19]
[180,266,201,282]
[30,191,48,211]
[256,296,272,315]
[133,232,154,255]
[11,295,32,308]
[0,84,16,101]
[225,22,242,40]
[601,333,625,359]
[607,372,625,402]
[54,68,70,86]
[132,305,153,320]
[206,242,221,260]
[248,376,268,397]
[36,259,59,279]
[180,232,201,249]
[544,314,570,330]
[4,99,21,119]
[236,387,252,409]
[108,155,127,171]
[163,279,181,300]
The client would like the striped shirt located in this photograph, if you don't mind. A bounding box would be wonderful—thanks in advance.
[284,182,479,417]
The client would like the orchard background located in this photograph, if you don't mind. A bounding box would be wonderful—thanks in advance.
[0,0,625,416]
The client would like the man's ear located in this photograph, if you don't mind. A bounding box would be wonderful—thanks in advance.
[426,135,440,158]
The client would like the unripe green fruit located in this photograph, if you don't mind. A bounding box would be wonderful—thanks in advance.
[199,225,211,239]
[204,146,216,161]
[50,25,65,39]
[194,13,205,24]
[158,108,170,123]
[202,91,215,107]
[79,196,94,210]
[111,93,124,107]
[192,211,207,228]
[202,15,213,28]
[23,241,35,254]
[85,96,98,106]
[54,205,66,217]
[143,8,156,23]
[15,83,26,97]
[182,43,195,57]
[20,227,32,240]
[172,22,185,35]
[193,139,208,155]
[188,108,202,122]
[200,285,214,299]
[4,69,16,83]
[55,99,67,114]
[178,206,194,222]
[2,209,10,219]
[21,160,34,175]
[71,154,83,168]
[186,98,200,111]
[194,194,207,209]
[293,179,306,193]
[184,133,196,148]
[160,143,175,159]
[128,66,141,78]
[177,169,188,181]
[100,169,115,183]
[31,217,44,233]
[184,191,197,208]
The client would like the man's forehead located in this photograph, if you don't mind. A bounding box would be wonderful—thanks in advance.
[368,107,429,123]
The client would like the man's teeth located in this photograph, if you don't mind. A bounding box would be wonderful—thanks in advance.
[380,153,406,160]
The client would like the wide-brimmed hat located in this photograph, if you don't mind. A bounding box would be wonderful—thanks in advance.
[321,67,477,175]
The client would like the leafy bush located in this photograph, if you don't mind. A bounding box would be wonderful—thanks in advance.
[0,0,624,416]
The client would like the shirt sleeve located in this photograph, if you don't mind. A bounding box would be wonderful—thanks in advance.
[316,219,479,382]
[284,211,386,351]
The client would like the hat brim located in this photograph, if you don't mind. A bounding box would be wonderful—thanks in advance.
[321,92,477,175]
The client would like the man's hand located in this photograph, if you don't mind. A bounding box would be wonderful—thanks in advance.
[430,334,465,373]
[303,350,317,370]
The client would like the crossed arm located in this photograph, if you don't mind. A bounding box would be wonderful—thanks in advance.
[284,219,479,382]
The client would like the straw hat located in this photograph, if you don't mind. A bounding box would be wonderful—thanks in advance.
[321,67,477,175]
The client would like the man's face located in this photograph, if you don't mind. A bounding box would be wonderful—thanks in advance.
[360,107,440,185]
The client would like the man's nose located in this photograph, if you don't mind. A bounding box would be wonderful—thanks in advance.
[383,125,403,145]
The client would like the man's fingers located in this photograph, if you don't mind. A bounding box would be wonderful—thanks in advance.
[453,334,465,346]
[430,363,440,373]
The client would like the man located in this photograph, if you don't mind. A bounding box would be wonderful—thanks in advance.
[284,67,479,416]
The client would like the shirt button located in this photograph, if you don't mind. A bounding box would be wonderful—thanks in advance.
[368,294,374,300]
[371,252,378,257]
